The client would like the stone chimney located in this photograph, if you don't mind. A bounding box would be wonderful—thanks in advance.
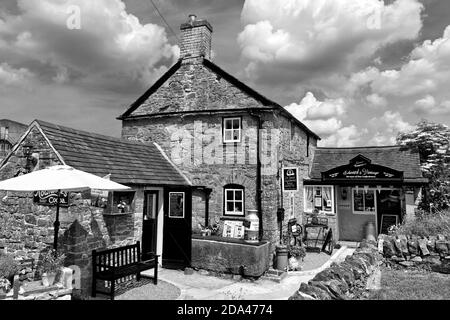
[179,14,213,62]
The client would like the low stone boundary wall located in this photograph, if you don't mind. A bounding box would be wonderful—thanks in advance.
[378,234,450,273]
[289,240,382,300]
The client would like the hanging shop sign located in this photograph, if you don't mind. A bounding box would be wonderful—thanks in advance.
[282,167,299,192]
[33,190,69,207]
[322,155,403,181]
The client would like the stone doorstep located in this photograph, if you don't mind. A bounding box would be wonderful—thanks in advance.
[260,269,287,283]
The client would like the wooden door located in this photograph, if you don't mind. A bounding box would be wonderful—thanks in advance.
[162,188,192,269]
[142,190,159,260]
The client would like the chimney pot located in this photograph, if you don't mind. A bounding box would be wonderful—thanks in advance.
[189,14,197,24]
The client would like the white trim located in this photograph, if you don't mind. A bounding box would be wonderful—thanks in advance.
[303,185,335,215]
[168,192,185,219]
[223,117,242,143]
[224,188,245,216]
[352,188,377,215]
[142,188,164,264]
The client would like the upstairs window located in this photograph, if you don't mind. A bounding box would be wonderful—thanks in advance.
[224,184,245,216]
[223,117,241,143]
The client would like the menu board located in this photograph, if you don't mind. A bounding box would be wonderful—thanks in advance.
[380,214,398,235]
[222,220,245,239]
[33,191,69,207]
[282,167,298,192]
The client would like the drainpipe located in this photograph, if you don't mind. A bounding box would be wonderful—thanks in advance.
[248,110,263,240]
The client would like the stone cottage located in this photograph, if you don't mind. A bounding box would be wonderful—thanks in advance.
[118,15,321,274]
[0,120,190,293]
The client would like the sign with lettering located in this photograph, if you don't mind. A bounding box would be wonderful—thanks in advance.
[380,214,399,235]
[282,167,298,192]
[322,155,403,181]
[33,191,69,207]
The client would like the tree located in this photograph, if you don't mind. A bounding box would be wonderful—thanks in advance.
[396,119,450,212]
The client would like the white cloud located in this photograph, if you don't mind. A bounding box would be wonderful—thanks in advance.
[284,91,361,145]
[0,0,178,90]
[238,0,423,84]
[366,93,387,108]
[321,125,362,147]
[0,62,34,88]
[367,111,414,145]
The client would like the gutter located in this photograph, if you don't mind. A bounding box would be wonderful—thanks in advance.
[248,110,263,240]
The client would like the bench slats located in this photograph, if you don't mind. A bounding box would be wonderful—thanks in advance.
[91,241,159,300]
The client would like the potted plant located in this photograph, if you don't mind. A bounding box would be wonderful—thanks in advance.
[0,277,11,298]
[37,249,66,286]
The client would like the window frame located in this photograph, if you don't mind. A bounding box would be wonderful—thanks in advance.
[303,185,335,215]
[352,188,377,215]
[223,185,245,217]
[168,192,185,219]
[222,117,242,143]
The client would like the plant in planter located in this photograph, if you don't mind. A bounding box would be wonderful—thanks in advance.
[37,249,66,286]
[289,245,307,261]
[0,277,11,297]
[198,223,219,236]
[0,253,19,283]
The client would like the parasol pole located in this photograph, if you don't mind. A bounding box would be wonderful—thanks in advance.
[53,189,61,254]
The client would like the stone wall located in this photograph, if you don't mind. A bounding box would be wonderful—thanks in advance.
[289,240,382,300]
[378,234,450,273]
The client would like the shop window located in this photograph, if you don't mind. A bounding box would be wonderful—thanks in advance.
[103,191,135,214]
[223,184,245,216]
[223,117,241,143]
[304,186,335,214]
[352,189,376,214]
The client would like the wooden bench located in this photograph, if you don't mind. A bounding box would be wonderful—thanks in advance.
[91,241,158,300]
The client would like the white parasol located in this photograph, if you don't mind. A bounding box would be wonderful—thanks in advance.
[0,165,130,252]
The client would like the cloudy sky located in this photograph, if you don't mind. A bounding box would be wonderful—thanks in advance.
[0,0,449,147]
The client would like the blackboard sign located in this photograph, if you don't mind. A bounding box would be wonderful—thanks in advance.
[33,191,69,207]
[282,167,298,192]
[168,192,184,218]
[380,214,398,234]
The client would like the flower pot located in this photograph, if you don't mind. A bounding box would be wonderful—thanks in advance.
[41,272,57,287]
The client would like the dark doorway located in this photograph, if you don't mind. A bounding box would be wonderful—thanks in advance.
[377,189,402,234]
[162,188,192,269]
[142,190,159,260]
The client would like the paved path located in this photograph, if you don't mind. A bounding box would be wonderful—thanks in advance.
[142,246,355,300]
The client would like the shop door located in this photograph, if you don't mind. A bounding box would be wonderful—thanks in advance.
[163,188,192,269]
[377,190,402,234]
[142,190,159,260]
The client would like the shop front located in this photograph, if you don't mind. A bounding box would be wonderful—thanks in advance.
[304,147,428,242]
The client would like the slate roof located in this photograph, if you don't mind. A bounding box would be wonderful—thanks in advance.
[117,58,320,140]
[309,146,427,183]
[36,120,190,186]
[0,119,28,145]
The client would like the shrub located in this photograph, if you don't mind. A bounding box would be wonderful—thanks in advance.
[393,209,450,238]
[0,253,20,281]
[36,249,66,275]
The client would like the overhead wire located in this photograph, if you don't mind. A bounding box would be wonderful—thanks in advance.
[149,0,179,41]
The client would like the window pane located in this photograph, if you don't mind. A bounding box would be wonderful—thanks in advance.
[354,190,364,211]
[235,190,242,201]
[233,119,240,129]
[227,202,234,212]
[233,129,240,141]
[226,190,234,200]
[225,119,232,129]
[224,130,232,141]
[365,190,375,211]
[235,201,243,213]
